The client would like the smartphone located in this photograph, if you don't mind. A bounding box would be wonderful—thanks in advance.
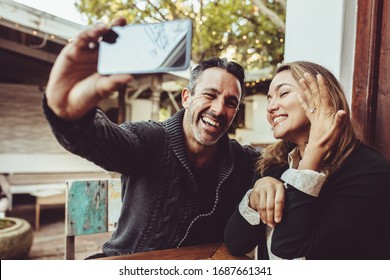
[97,19,192,75]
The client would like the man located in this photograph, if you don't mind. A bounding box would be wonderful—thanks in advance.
[43,18,259,257]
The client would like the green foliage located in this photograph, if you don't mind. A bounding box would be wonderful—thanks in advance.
[0,218,15,229]
[75,0,285,73]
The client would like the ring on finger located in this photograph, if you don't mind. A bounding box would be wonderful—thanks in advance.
[88,41,97,49]
[308,107,316,113]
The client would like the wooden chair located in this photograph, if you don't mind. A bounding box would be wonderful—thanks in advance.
[1,172,116,230]
[65,178,122,260]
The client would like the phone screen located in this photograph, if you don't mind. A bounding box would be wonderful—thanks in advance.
[97,19,192,75]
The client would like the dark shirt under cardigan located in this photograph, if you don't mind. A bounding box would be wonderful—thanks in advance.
[225,144,390,259]
[43,95,259,256]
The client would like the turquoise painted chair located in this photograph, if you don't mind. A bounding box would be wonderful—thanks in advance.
[65,179,122,260]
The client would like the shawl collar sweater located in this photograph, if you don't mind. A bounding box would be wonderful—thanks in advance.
[43,96,259,256]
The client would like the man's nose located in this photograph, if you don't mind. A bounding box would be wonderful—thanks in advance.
[211,99,225,115]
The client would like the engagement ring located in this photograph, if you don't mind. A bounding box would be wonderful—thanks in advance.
[88,42,97,49]
[308,107,316,113]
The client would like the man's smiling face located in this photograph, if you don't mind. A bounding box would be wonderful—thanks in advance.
[182,67,242,147]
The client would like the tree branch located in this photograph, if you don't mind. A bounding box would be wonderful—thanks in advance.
[146,0,168,21]
[274,0,286,12]
[167,0,180,19]
[252,0,285,32]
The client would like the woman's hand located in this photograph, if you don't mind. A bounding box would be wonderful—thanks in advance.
[249,176,285,228]
[46,18,133,120]
[297,73,347,170]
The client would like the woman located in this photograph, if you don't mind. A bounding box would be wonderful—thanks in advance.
[224,61,390,259]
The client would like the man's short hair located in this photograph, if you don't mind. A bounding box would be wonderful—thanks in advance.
[187,57,246,102]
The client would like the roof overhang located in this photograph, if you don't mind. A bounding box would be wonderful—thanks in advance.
[0,0,85,85]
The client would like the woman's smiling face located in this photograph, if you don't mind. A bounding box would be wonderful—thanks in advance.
[266,70,309,145]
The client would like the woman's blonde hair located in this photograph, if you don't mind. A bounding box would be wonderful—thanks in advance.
[257,61,362,176]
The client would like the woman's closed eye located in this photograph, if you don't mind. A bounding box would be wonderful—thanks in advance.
[280,91,289,97]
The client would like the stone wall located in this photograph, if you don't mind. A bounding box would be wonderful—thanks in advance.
[0,83,66,154]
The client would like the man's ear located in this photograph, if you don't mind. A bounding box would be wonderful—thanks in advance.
[181,88,191,108]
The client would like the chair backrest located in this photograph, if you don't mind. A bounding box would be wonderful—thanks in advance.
[65,178,122,260]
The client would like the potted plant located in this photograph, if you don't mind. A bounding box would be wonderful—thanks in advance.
[0,217,33,259]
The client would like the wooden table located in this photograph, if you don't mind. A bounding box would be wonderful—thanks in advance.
[98,243,251,260]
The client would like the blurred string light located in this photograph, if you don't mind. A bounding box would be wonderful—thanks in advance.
[220,34,284,64]
[0,16,75,45]
[245,77,269,88]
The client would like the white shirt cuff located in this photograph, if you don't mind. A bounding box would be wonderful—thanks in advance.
[281,168,326,197]
[238,189,261,225]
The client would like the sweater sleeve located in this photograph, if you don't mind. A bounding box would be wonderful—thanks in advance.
[224,174,265,256]
[42,93,164,174]
[271,145,390,259]
[224,204,264,256]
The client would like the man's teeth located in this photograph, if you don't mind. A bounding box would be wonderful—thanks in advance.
[202,116,220,127]
[273,116,287,124]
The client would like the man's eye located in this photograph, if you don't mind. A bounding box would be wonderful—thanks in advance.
[227,101,238,108]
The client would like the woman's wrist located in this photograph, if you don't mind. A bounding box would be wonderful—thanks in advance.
[299,144,327,171]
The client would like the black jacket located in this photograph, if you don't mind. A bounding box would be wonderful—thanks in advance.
[225,144,390,259]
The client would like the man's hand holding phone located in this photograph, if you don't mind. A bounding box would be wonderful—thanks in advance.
[46,17,192,121]
[46,18,133,121]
